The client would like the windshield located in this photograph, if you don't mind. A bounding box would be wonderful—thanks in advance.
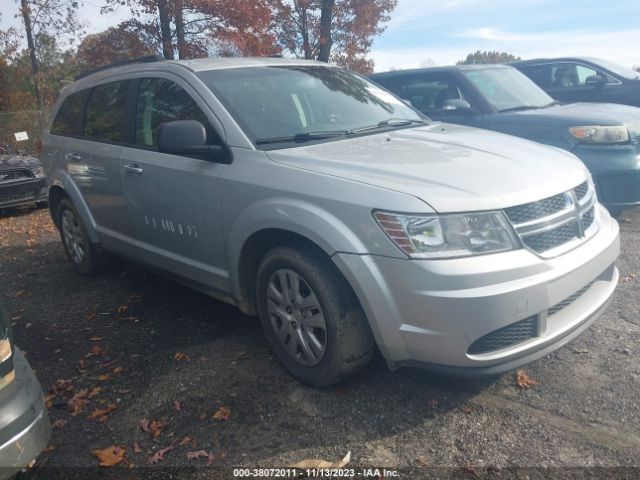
[197,66,424,147]
[591,58,640,80]
[463,67,555,112]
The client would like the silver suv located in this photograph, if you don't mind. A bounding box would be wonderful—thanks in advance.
[42,57,620,386]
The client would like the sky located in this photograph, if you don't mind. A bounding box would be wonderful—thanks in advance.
[3,0,640,72]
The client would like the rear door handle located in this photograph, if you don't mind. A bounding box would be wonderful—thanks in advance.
[123,164,144,175]
[65,152,82,161]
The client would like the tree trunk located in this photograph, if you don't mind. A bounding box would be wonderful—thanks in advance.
[158,0,174,59]
[20,0,42,109]
[317,0,334,62]
[175,3,187,59]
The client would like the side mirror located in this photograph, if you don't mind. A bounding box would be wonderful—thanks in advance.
[442,98,472,113]
[585,75,605,88]
[157,120,230,163]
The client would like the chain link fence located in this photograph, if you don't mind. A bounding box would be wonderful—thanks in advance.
[0,111,49,156]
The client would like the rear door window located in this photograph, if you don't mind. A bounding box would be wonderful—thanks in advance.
[84,81,129,142]
[51,90,90,137]
[135,78,216,149]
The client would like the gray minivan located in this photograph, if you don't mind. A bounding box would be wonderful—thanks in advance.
[42,57,619,386]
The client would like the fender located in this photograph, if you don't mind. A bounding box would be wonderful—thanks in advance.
[48,169,100,244]
[226,197,369,300]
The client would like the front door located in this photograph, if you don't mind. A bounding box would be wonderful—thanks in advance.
[121,77,229,292]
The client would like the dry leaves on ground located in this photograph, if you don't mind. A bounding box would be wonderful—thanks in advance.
[87,345,106,357]
[140,418,166,438]
[515,369,538,389]
[92,446,126,467]
[186,450,209,460]
[148,445,174,464]
[111,366,124,375]
[212,406,231,421]
[88,386,103,398]
[89,403,118,421]
[68,389,90,416]
[292,451,351,469]
[174,352,190,361]
[52,419,67,429]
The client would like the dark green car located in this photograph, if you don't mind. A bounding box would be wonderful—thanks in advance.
[371,64,640,216]
[0,302,50,478]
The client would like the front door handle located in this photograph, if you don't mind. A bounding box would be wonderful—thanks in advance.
[123,164,143,175]
[65,152,82,161]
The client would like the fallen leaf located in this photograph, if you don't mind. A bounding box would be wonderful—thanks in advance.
[52,419,67,429]
[111,366,124,375]
[186,450,209,460]
[88,345,106,356]
[13,290,26,298]
[292,451,351,469]
[139,419,151,432]
[117,305,129,313]
[88,386,103,398]
[148,445,174,465]
[89,336,103,341]
[174,352,190,361]
[92,446,126,467]
[207,451,215,466]
[96,374,110,381]
[179,436,193,447]
[150,419,166,437]
[461,406,473,414]
[44,394,55,410]
[89,404,118,421]
[174,400,182,412]
[133,442,142,454]
[50,379,74,395]
[212,406,231,421]
[515,369,538,389]
[415,456,428,467]
[43,445,55,453]
[68,390,90,416]
[84,312,97,321]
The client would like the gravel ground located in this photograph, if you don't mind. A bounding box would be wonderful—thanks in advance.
[0,205,639,480]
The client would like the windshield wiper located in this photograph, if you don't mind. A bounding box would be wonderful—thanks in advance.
[347,118,428,135]
[498,104,551,113]
[255,131,347,145]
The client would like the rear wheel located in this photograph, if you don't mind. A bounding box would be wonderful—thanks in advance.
[57,199,106,275]
[257,246,374,386]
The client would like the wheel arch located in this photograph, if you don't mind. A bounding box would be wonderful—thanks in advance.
[47,171,99,243]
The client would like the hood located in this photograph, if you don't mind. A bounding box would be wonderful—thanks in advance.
[265,123,588,213]
[508,102,640,138]
[0,153,41,171]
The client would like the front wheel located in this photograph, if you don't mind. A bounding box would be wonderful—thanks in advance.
[256,246,374,386]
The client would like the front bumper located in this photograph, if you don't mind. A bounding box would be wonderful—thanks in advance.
[333,205,620,375]
[0,348,51,479]
[573,143,640,209]
[0,177,48,209]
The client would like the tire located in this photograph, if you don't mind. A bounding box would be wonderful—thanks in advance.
[56,198,106,275]
[256,246,374,386]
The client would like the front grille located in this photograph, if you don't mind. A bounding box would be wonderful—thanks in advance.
[0,169,32,183]
[522,220,579,252]
[0,191,35,204]
[574,181,589,201]
[468,316,538,355]
[505,181,598,257]
[582,207,595,230]
[505,192,569,224]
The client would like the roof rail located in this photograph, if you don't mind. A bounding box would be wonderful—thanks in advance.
[75,54,165,80]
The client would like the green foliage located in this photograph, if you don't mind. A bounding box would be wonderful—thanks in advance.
[457,50,521,65]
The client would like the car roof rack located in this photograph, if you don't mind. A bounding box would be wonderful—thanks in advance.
[75,54,165,80]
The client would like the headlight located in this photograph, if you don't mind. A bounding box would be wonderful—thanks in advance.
[32,166,46,178]
[374,211,519,259]
[569,126,629,144]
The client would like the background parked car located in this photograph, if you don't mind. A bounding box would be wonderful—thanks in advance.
[0,302,50,478]
[512,57,640,107]
[0,143,48,211]
[370,65,640,216]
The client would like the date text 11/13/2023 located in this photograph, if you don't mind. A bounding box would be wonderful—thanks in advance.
[232,468,400,478]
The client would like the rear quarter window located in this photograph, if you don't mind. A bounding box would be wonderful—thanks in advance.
[51,90,90,136]
[84,81,129,143]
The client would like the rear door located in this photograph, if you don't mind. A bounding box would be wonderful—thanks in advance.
[120,75,229,292]
[545,62,616,104]
[64,80,134,253]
